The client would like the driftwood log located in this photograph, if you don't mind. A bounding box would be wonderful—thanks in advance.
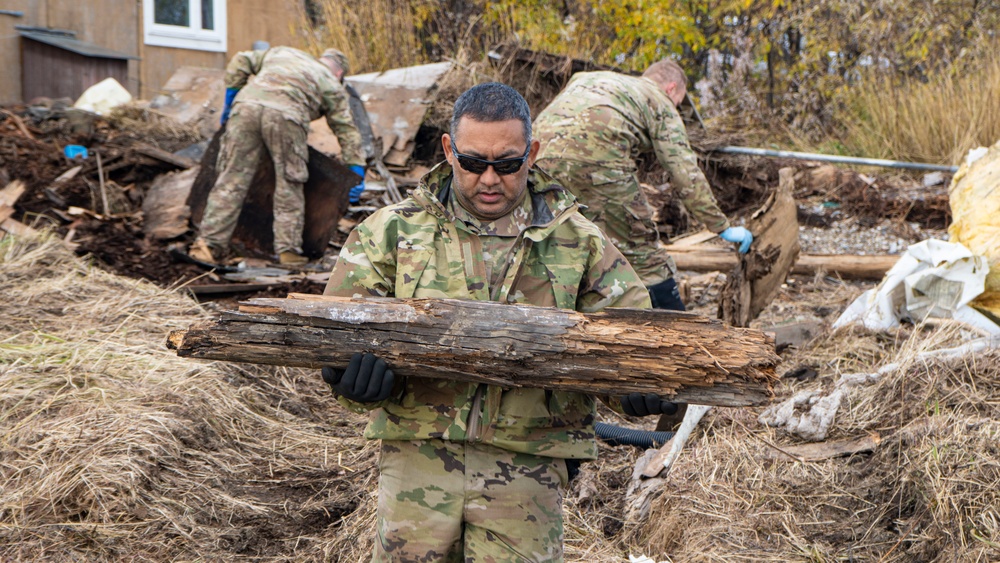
[168,294,780,407]
[667,248,897,280]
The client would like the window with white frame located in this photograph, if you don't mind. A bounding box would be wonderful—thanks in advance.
[144,0,226,52]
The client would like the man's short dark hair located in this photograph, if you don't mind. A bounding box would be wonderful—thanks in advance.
[450,82,532,144]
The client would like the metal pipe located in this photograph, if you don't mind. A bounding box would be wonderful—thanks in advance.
[713,146,958,173]
[0,10,25,17]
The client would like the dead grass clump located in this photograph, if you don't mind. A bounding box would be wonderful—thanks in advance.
[0,232,377,561]
[629,323,1000,561]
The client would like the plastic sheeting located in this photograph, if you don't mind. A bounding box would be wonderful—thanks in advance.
[833,239,998,336]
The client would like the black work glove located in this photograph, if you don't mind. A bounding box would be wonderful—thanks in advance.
[321,352,396,403]
[620,392,678,417]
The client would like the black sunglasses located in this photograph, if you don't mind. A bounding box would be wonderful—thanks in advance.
[450,139,530,176]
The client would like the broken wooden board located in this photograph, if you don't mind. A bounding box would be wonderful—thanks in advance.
[187,127,359,259]
[346,62,452,166]
[761,434,881,462]
[167,293,781,407]
[0,180,39,239]
[133,144,196,169]
[641,404,712,478]
[143,167,199,240]
[720,167,801,327]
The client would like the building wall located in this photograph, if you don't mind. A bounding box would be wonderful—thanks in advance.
[0,1,44,103]
[228,0,307,60]
[0,0,308,104]
[22,40,130,101]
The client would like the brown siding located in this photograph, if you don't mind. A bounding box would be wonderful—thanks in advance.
[0,0,309,104]
[21,40,130,102]
[227,0,308,59]
[0,0,43,103]
[43,0,141,94]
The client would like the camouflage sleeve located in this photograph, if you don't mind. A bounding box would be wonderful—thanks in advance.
[649,103,731,233]
[224,50,264,90]
[323,217,397,298]
[322,214,402,412]
[320,79,365,167]
[576,225,651,313]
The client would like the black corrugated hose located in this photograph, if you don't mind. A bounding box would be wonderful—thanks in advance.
[595,422,675,448]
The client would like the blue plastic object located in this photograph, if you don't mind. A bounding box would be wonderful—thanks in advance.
[720,226,754,254]
[63,145,88,159]
[220,87,240,125]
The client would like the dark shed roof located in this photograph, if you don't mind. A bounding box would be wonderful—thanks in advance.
[18,28,139,61]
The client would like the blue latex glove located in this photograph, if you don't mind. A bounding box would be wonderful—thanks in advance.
[719,226,754,254]
[220,87,239,125]
[348,165,366,203]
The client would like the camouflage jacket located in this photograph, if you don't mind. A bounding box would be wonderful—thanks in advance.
[225,46,363,166]
[534,71,729,232]
[323,162,651,459]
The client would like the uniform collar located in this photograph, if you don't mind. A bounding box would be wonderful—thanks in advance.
[447,183,532,236]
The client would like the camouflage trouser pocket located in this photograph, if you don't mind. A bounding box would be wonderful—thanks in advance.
[260,109,309,184]
[281,125,309,184]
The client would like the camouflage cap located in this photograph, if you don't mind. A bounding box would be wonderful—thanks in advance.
[321,48,350,76]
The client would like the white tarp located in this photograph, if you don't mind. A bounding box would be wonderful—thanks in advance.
[833,239,998,336]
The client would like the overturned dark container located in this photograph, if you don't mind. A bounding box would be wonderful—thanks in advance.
[187,127,359,259]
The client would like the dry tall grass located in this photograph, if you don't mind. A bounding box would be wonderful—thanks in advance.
[838,52,1000,166]
[0,232,378,561]
[296,0,432,73]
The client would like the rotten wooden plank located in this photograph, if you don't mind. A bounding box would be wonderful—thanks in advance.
[761,434,881,462]
[167,294,781,407]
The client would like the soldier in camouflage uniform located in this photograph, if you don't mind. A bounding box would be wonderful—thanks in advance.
[534,59,753,311]
[189,46,364,266]
[321,83,661,562]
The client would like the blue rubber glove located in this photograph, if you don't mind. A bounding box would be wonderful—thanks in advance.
[719,226,754,254]
[220,87,239,125]
[348,165,366,203]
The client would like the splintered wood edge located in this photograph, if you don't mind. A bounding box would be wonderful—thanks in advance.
[166,330,187,350]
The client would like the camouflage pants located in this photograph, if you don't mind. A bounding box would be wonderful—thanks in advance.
[199,103,310,255]
[373,439,569,562]
[537,158,676,286]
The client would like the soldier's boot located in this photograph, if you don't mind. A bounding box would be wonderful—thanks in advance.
[278,251,309,266]
[189,238,220,264]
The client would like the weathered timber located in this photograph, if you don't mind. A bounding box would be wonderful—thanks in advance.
[167,294,780,407]
[667,248,896,280]
[720,167,801,326]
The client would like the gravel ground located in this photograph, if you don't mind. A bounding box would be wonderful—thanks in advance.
[798,218,948,255]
